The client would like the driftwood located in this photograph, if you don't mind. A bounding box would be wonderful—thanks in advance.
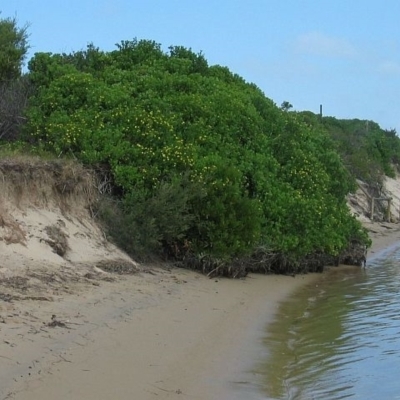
[47,315,69,328]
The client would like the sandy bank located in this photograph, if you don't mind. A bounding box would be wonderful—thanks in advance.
[2,265,320,400]
[2,159,400,400]
[4,224,399,400]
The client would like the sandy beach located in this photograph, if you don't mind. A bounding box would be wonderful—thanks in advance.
[0,221,398,400]
[2,162,400,400]
[1,263,318,399]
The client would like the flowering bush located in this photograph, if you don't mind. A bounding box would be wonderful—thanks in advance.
[24,40,368,263]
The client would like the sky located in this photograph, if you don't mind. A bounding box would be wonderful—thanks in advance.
[2,0,400,132]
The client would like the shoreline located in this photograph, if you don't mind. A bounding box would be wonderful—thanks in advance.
[2,223,400,400]
[2,267,320,400]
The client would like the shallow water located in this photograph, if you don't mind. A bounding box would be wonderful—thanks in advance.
[258,244,400,400]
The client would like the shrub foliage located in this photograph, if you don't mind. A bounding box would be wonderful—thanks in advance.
[22,40,371,271]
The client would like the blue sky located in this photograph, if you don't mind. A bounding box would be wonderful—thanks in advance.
[2,0,400,131]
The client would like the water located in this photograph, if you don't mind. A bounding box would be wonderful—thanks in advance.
[258,244,400,400]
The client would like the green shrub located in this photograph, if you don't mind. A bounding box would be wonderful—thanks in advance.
[23,40,371,268]
[96,176,204,260]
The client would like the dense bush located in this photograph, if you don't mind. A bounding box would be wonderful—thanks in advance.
[0,15,31,141]
[0,77,32,141]
[95,176,203,260]
[0,15,29,82]
[298,112,400,184]
[23,40,370,271]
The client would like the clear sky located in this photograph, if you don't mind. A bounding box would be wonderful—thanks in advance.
[2,0,400,131]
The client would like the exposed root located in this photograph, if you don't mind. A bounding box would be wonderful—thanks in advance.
[339,239,368,267]
[0,158,97,212]
[178,243,364,278]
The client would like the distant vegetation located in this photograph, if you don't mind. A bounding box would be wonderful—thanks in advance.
[3,15,399,276]
[298,111,400,187]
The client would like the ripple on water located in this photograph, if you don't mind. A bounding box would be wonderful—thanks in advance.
[257,247,400,399]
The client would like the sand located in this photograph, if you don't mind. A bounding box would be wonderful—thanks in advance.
[1,263,319,399]
[2,162,400,400]
[0,223,398,400]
